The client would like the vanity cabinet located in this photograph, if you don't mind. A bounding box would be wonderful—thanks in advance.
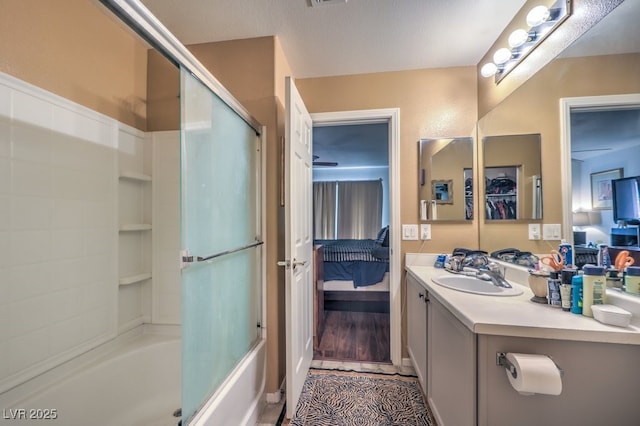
[428,296,476,426]
[406,274,428,391]
[477,335,640,426]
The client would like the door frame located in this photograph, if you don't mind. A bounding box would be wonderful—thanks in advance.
[559,93,640,241]
[310,108,401,365]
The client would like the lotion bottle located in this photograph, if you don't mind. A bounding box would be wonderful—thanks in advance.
[582,265,606,318]
[625,266,640,294]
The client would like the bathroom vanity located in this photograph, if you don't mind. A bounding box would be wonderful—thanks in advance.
[406,257,640,426]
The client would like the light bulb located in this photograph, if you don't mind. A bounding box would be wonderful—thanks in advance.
[508,29,529,48]
[493,48,512,65]
[526,5,550,27]
[480,63,498,78]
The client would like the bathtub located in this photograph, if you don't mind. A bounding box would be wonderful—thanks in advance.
[0,325,181,426]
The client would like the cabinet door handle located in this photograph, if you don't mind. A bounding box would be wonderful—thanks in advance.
[418,292,424,299]
[424,295,430,303]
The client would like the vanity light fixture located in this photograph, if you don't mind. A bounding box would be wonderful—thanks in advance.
[480,0,571,83]
[526,5,551,27]
[493,48,513,65]
[508,29,532,48]
[480,62,498,78]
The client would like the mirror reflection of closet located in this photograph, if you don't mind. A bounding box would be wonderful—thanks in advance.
[418,137,473,222]
[482,134,542,221]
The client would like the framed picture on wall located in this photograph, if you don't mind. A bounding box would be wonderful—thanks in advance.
[432,179,453,204]
[591,168,623,210]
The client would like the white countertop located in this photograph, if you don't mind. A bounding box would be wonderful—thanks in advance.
[405,262,640,345]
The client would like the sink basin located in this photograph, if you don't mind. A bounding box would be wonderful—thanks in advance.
[431,275,523,296]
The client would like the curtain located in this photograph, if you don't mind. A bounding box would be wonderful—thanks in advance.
[337,180,383,239]
[313,181,337,239]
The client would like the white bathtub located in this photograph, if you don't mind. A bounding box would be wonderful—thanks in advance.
[0,325,181,426]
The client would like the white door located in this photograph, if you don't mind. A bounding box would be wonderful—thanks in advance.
[283,76,314,418]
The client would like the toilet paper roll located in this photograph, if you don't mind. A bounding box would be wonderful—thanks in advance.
[505,353,562,396]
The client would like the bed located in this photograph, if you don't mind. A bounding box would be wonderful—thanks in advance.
[314,238,390,287]
[312,227,390,347]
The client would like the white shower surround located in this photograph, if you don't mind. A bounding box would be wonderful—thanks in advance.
[0,72,267,425]
[0,325,180,426]
[0,71,119,393]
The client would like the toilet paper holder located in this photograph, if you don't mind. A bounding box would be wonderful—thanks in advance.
[496,352,564,379]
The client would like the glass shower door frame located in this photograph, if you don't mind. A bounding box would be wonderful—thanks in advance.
[179,68,264,424]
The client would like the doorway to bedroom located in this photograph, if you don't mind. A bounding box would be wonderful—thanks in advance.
[311,120,392,363]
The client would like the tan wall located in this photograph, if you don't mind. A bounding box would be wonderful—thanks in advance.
[478,53,640,253]
[147,50,180,131]
[273,37,292,392]
[297,67,479,256]
[0,0,148,130]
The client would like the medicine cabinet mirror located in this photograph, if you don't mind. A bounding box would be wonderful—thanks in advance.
[482,134,542,221]
[418,137,473,222]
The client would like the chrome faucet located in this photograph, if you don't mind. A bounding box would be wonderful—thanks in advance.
[472,263,512,288]
[446,252,512,288]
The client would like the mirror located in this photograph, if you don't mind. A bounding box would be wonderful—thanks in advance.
[418,137,473,221]
[477,1,639,254]
[482,133,542,221]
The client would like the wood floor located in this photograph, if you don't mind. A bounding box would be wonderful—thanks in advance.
[314,310,390,363]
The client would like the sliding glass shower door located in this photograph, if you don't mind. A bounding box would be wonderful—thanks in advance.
[180,66,262,424]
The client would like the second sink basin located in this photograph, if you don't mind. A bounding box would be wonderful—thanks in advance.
[431,275,523,296]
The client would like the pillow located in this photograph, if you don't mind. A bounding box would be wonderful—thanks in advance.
[375,226,389,245]
[382,229,390,247]
[372,245,390,259]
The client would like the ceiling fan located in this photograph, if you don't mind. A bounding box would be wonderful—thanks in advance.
[312,155,338,167]
[571,148,613,153]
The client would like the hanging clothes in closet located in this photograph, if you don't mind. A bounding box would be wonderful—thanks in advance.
[485,176,517,220]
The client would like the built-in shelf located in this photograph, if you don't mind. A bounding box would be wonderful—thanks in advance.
[119,171,152,182]
[119,224,152,232]
[119,272,152,286]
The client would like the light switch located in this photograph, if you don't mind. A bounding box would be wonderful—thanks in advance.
[402,224,419,240]
[420,224,431,240]
[542,224,562,240]
[528,224,541,240]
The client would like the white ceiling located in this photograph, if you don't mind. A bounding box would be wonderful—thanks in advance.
[313,123,389,168]
[141,0,528,78]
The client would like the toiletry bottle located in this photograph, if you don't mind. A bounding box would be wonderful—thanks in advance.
[606,269,622,289]
[625,266,640,295]
[582,265,606,318]
[559,241,573,268]
[561,268,577,286]
[571,274,583,314]
[597,244,611,268]
[560,268,576,312]
[547,271,561,307]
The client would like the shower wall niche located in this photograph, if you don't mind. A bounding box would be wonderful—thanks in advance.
[117,128,153,332]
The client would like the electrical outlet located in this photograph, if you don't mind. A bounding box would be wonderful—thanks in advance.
[528,223,541,240]
[420,224,431,240]
[402,224,419,240]
[542,223,562,240]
